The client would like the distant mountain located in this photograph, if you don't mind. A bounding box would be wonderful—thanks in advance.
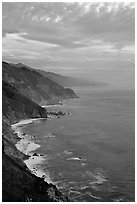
[3,61,78,105]
[35,70,86,87]
[38,70,107,87]
[10,62,107,87]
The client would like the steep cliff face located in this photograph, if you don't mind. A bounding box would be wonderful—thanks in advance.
[3,61,78,105]
[2,148,69,202]
[2,80,47,123]
[2,61,72,202]
[2,116,69,202]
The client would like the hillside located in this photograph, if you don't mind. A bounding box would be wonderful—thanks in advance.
[2,141,68,202]
[2,81,69,201]
[3,61,78,105]
[2,80,47,123]
[2,61,73,202]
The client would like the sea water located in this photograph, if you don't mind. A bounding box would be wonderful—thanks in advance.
[21,86,135,202]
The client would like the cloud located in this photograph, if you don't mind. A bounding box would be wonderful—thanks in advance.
[2,2,135,77]
[2,32,59,63]
[2,2,135,48]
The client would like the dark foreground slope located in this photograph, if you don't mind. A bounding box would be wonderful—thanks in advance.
[2,148,68,202]
[3,61,78,105]
[2,64,72,201]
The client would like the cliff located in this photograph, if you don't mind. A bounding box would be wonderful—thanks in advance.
[3,61,78,105]
[2,146,69,202]
[3,80,47,123]
[2,61,74,202]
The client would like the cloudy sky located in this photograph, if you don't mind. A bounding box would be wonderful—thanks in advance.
[2,2,135,88]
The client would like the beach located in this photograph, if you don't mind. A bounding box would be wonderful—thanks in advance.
[11,118,53,184]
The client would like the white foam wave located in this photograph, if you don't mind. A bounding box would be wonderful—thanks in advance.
[80,185,89,190]
[67,157,82,161]
[24,156,52,184]
[85,191,100,200]
[12,119,53,184]
[42,103,63,108]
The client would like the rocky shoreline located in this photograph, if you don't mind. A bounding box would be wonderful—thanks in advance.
[11,110,70,184]
[11,118,54,184]
[10,112,72,201]
[2,117,70,202]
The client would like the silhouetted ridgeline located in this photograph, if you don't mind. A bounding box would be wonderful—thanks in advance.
[2,61,78,201]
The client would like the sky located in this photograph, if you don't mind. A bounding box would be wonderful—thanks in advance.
[2,2,135,89]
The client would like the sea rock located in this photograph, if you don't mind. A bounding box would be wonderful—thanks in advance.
[33,153,38,156]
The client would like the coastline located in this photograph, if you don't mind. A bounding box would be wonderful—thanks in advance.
[11,118,53,184]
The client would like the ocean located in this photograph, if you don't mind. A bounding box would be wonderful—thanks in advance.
[21,86,135,202]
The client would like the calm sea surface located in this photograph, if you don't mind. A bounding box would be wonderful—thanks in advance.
[22,86,135,202]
